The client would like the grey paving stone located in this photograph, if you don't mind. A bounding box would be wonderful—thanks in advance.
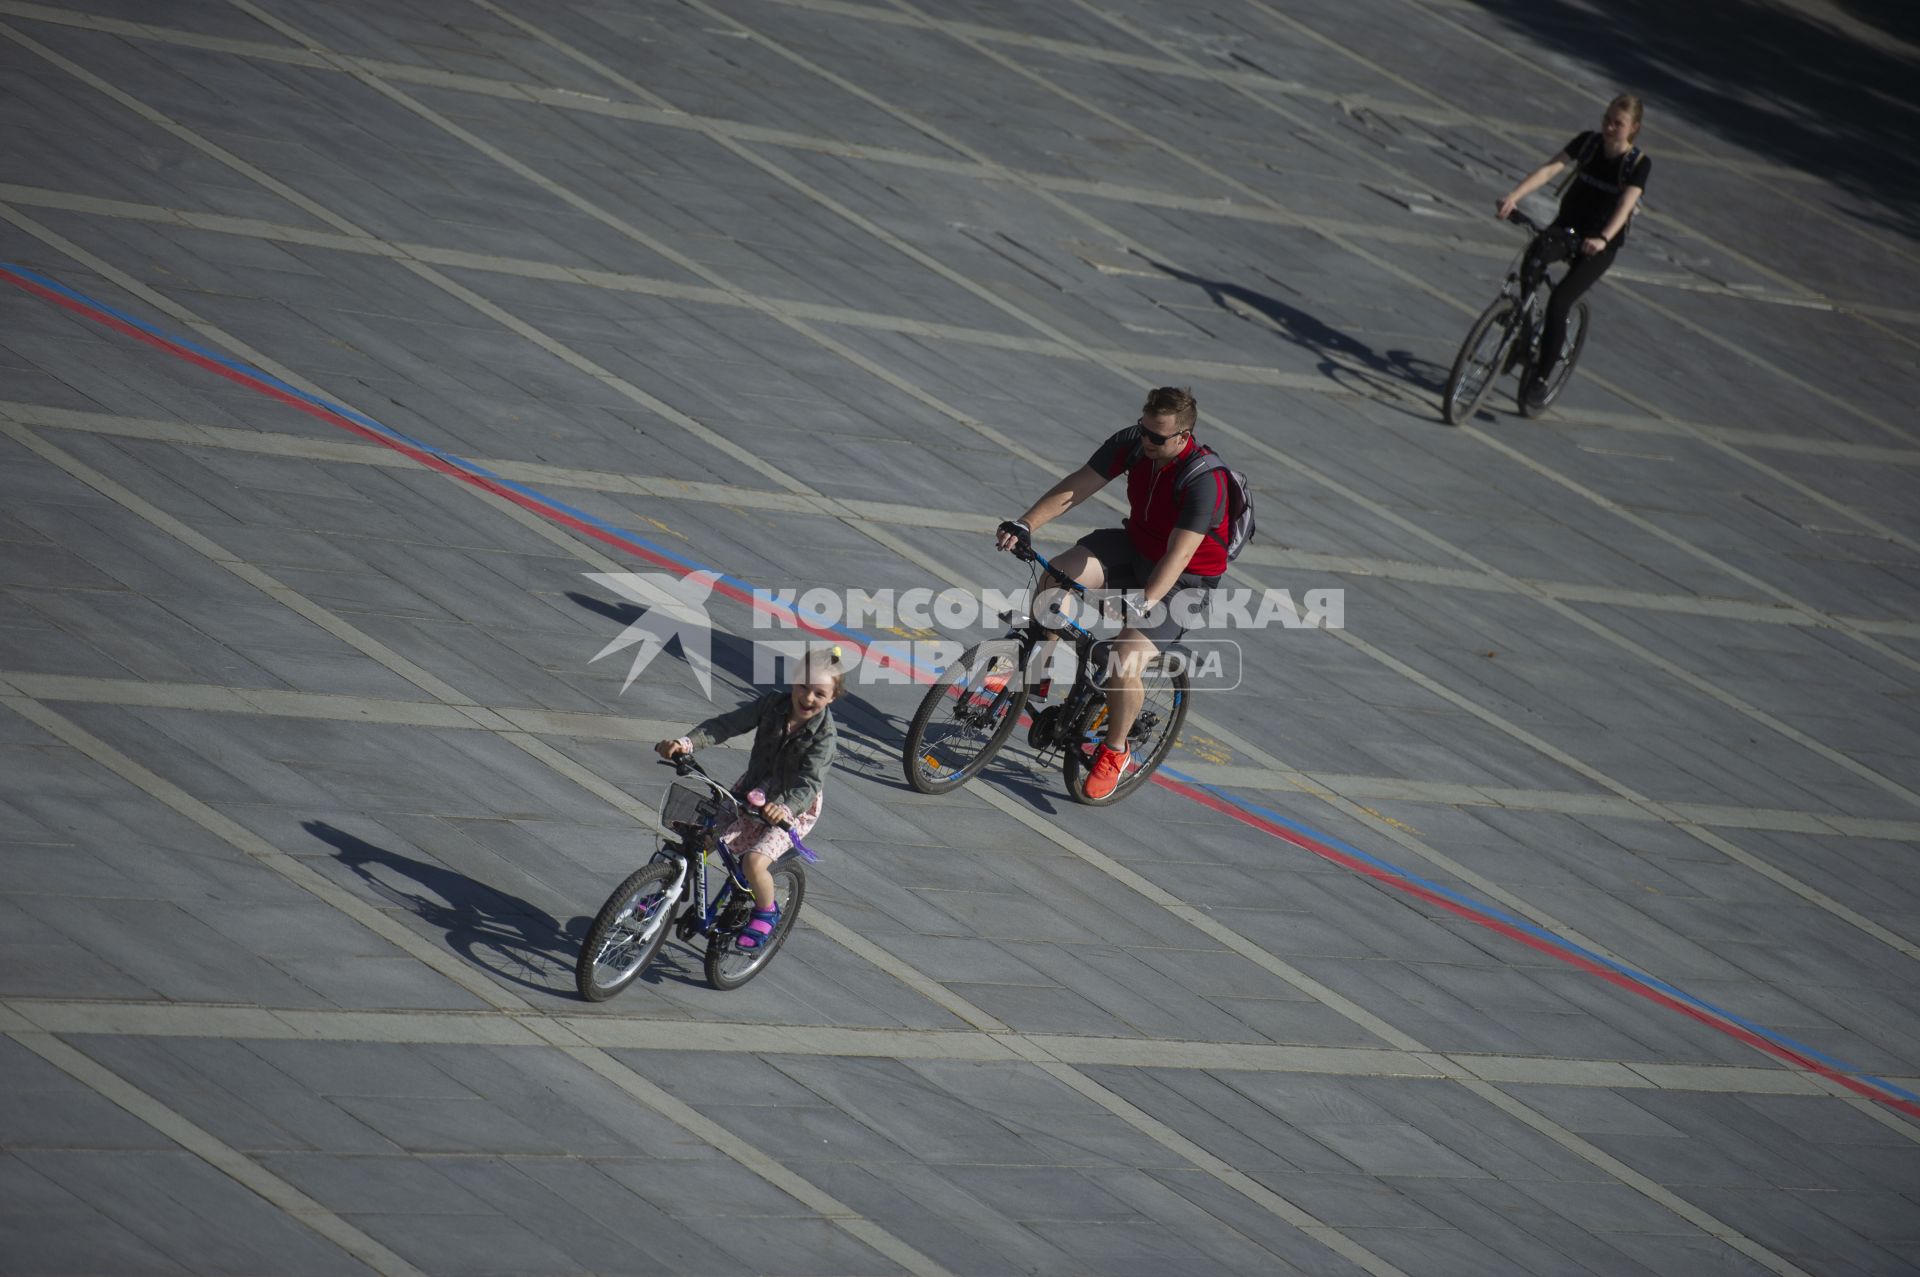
[5,2,1919,1273]
[417,1152,787,1277]
[24,1147,372,1276]
[510,1155,764,1275]
[343,1209,585,1277]
[1135,1166,1384,1277]
[0,1151,198,1274]
[1506,1176,1703,1237]
[1387,1176,1670,1277]
[765,1056,1057,1163]
[77,1036,404,1155]
[1601,1231,1797,1277]
[1081,1065,1367,1178]
[772,1158,1080,1276]
[1340,1222,1540,1277]
[1682,1186,1913,1277]
[33,893,341,1007]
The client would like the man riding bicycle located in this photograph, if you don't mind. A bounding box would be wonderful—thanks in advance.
[995,386,1230,800]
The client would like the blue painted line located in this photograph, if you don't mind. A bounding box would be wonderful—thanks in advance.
[13,260,1915,1111]
[2,261,885,655]
[1161,764,1920,1105]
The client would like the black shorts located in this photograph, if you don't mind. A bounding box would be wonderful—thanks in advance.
[1071,526,1217,648]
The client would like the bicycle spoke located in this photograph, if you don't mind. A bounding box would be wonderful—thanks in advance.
[902,639,1028,794]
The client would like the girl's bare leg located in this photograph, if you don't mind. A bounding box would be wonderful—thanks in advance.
[745,850,777,911]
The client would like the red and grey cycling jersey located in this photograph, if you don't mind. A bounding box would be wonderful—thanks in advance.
[1087,426,1231,579]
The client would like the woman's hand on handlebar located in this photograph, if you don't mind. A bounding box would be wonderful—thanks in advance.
[760,800,793,827]
[655,738,690,761]
[1496,194,1520,221]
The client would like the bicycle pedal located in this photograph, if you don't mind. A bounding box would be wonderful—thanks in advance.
[1027,704,1062,751]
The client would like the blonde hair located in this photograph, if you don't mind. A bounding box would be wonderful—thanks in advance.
[799,645,846,699]
[1606,93,1644,141]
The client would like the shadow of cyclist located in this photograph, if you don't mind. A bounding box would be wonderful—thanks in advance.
[304,821,585,995]
[1147,258,1449,405]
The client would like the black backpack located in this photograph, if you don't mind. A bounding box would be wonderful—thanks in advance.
[1129,441,1256,562]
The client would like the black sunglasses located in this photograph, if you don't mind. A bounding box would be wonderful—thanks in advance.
[1137,422,1190,446]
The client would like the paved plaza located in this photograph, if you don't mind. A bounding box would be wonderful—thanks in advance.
[2,1,1918,1274]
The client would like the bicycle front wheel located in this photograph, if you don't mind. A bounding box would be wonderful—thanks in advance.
[902,639,1029,794]
[705,860,806,990]
[576,862,680,1001]
[1519,301,1589,419]
[1442,299,1517,425]
[1062,661,1190,806]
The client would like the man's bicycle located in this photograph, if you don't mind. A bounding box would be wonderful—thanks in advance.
[575,755,812,999]
[900,543,1189,806]
[1442,210,1591,424]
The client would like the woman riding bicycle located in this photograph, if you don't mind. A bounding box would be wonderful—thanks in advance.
[1495,94,1650,407]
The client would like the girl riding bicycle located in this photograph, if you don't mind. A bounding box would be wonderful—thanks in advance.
[656,647,842,950]
[1495,94,1651,406]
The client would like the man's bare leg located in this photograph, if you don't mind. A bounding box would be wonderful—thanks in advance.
[1030,545,1105,688]
[1101,630,1157,750]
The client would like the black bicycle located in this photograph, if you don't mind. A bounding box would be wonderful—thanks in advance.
[1442,210,1591,424]
[575,755,812,999]
[900,543,1189,806]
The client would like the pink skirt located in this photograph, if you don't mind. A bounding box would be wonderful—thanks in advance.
[719,787,823,860]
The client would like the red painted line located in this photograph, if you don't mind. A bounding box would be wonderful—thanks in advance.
[3,268,892,664]
[13,266,1916,1120]
[1158,773,1920,1120]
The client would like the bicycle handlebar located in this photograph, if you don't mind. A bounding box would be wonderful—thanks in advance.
[1506,210,1583,243]
[1009,543,1087,597]
[659,755,818,861]
[661,755,792,830]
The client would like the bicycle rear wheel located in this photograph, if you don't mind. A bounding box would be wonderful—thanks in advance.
[1061,661,1190,806]
[1442,299,1517,425]
[902,639,1029,794]
[1519,301,1589,418]
[705,861,806,990]
[576,862,679,1001]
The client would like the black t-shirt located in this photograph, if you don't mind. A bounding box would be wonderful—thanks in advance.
[1553,131,1651,242]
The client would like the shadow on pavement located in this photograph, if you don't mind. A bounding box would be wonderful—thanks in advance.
[1150,259,1449,405]
[567,590,764,689]
[304,821,585,995]
[1468,0,1920,241]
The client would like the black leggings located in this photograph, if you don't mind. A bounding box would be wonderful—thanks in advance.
[1540,238,1618,370]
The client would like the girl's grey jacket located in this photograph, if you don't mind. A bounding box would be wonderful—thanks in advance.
[686,691,837,811]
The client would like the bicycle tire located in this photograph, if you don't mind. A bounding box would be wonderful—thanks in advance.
[1061,662,1190,806]
[901,639,1029,795]
[575,862,680,1001]
[705,861,806,990]
[1518,301,1589,419]
[1441,299,1517,425]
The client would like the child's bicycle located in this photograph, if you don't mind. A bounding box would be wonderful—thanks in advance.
[901,542,1189,806]
[1442,210,1592,424]
[575,755,813,1000]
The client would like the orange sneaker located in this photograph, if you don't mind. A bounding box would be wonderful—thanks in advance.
[1084,744,1131,800]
